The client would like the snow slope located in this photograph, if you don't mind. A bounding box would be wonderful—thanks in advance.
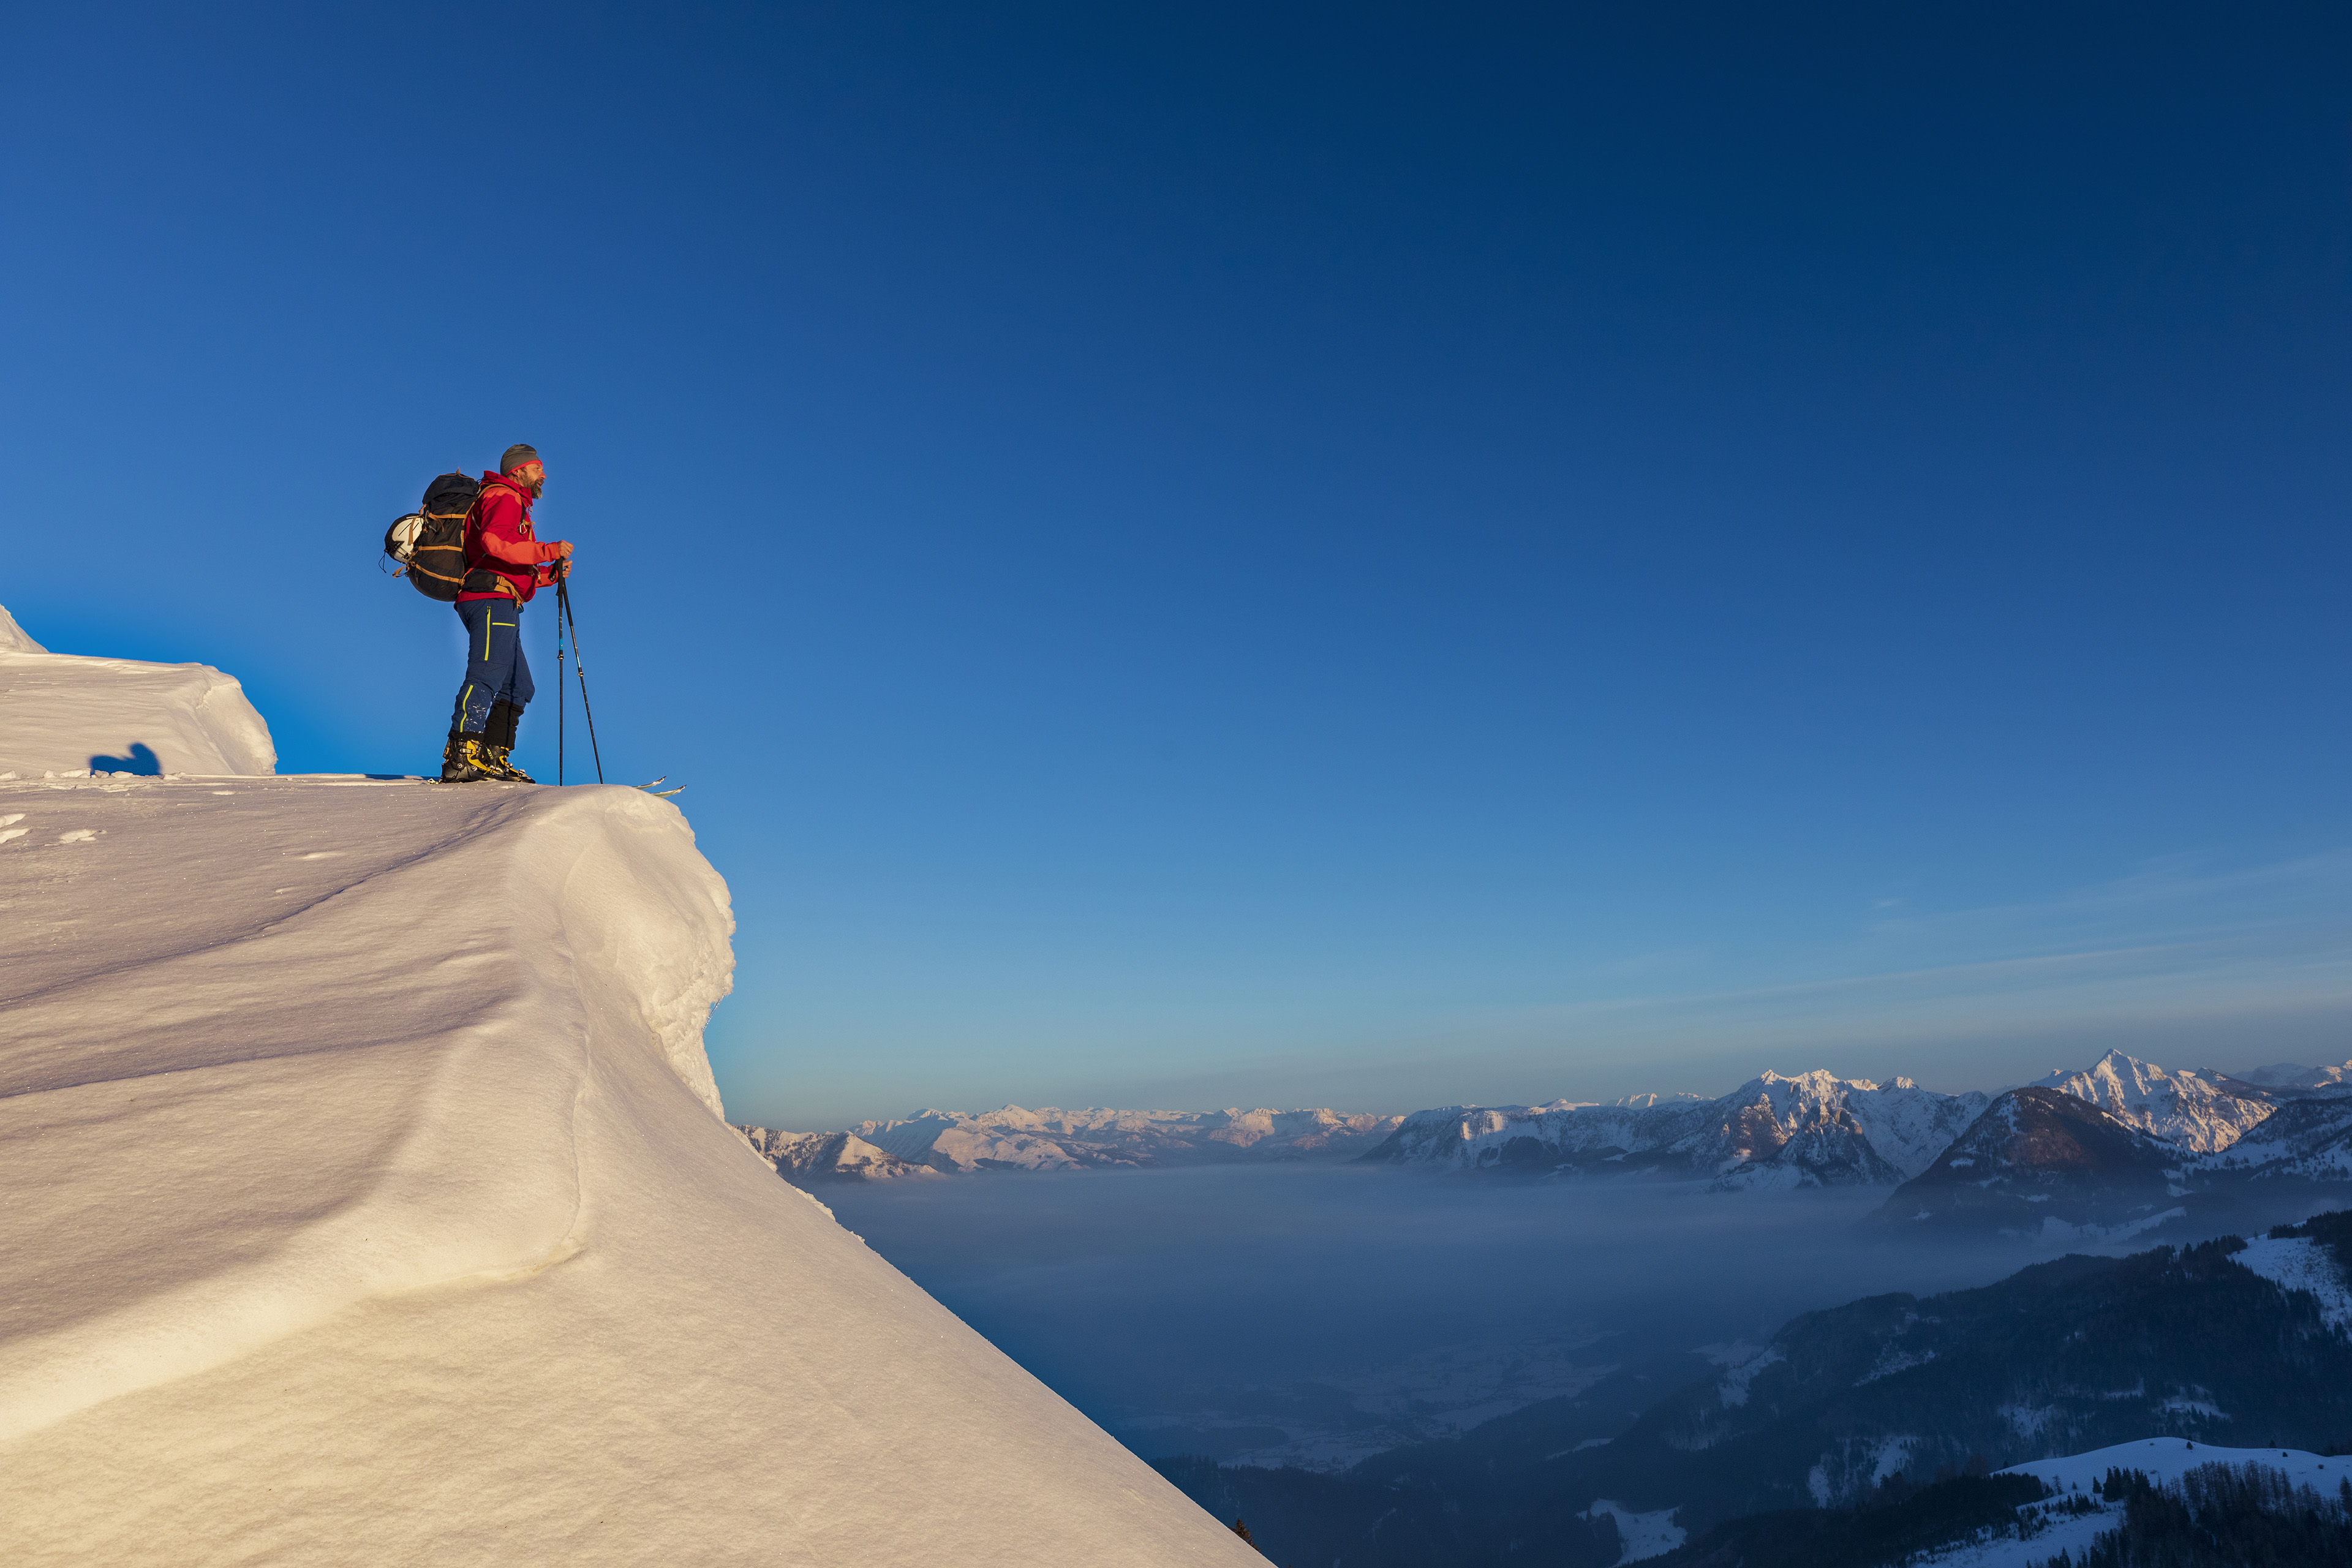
[0,647,1254,1565]
[1579,1499,1684,1564]
[2231,1235,2352,1330]
[0,603,44,652]
[1913,1439,2351,1567]
[2003,1436,2346,1493]
[0,605,275,776]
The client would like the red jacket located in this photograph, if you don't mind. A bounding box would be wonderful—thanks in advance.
[458,472,565,603]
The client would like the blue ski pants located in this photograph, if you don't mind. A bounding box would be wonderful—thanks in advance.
[451,598,534,736]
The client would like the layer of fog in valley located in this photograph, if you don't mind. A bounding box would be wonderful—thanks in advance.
[820,1166,2171,1472]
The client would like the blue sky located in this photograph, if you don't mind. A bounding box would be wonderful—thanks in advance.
[7,4,2351,1128]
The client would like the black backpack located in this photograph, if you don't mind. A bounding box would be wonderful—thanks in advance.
[383,472,480,601]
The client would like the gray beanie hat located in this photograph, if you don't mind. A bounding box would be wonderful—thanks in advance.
[500,443,540,473]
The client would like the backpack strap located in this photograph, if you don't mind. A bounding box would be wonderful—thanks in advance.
[458,485,513,597]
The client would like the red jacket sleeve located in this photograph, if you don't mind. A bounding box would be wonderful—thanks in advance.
[474,488,563,565]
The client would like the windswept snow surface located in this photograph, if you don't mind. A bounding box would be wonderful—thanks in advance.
[0,654,1254,1564]
[0,605,275,777]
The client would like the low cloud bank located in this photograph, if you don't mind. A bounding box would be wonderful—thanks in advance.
[822,1164,2166,1469]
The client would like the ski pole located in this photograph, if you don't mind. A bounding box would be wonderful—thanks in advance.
[556,587,567,786]
[557,574,605,783]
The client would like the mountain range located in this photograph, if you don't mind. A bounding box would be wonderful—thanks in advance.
[1871,1064,2352,1242]
[742,1052,2352,1205]
[1354,1071,1988,1188]
[744,1104,1407,1178]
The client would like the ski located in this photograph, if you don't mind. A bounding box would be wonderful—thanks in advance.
[633,777,686,798]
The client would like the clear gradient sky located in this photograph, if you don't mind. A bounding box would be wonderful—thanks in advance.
[7,4,2352,1128]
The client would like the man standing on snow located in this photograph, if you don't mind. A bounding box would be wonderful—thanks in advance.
[441,443,574,783]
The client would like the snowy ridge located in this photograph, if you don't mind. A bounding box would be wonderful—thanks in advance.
[0,605,44,654]
[845,1104,1405,1172]
[1361,1071,1988,1187]
[1910,1439,2352,1568]
[0,633,1254,1566]
[2024,1050,2276,1153]
[2000,1436,2344,1495]
[0,605,274,777]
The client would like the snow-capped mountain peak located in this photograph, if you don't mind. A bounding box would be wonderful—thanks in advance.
[2024,1049,2275,1153]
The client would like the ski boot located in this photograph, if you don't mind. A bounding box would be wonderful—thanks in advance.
[486,745,536,784]
[439,735,499,783]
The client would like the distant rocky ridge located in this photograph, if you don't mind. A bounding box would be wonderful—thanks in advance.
[738,1128,939,1183]
[1872,1087,2187,1240]
[740,1106,1406,1182]
[2237,1060,2352,1091]
[2192,1093,2352,1186]
[1356,1071,1989,1189]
